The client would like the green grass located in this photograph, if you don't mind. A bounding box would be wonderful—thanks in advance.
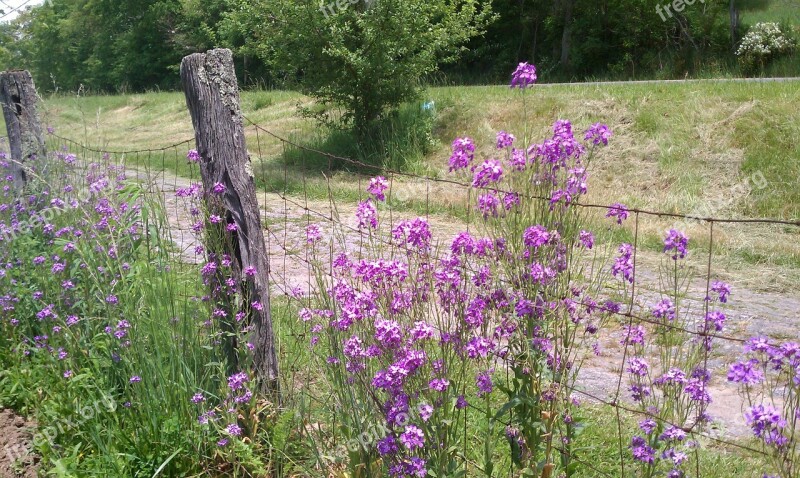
[24,82,798,220]
[575,405,772,477]
[3,79,798,290]
[740,0,800,25]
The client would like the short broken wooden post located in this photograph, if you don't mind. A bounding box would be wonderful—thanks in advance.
[0,70,46,191]
[180,49,280,396]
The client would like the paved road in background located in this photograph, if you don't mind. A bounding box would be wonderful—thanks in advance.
[531,77,800,87]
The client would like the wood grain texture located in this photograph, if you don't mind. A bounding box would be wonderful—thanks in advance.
[0,70,46,191]
[180,49,279,396]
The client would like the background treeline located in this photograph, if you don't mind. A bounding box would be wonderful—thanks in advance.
[0,0,797,92]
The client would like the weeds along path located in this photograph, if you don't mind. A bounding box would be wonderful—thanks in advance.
[136,166,798,439]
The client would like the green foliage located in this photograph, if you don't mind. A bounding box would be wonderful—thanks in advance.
[449,0,738,82]
[224,0,492,135]
[0,147,308,476]
[0,22,22,71]
[2,0,798,94]
[737,21,797,73]
[279,100,438,172]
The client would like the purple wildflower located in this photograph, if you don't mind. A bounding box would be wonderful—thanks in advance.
[523,225,551,249]
[639,418,657,435]
[227,372,249,391]
[621,325,646,346]
[727,359,764,385]
[584,123,613,146]
[631,436,655,464]
[368,176,389,202]
[746,404,787,446]
[187,149,201,162]
[477,192,501,218]
[356,200,378,229]
[652,298,675,321]
[212,182,226,195]
[510,62,537,88]
[627,357,649,377]
[664,229,689,260]
[400,425,425,450]
[611,243,635,283]
[659,426,687,442]
[306,224,323,244]
[606,203,629,225]
[476,369,494,397]
[579,230,594,249]
[711,280,731,303]
[449,137,475,172]
[375,320,403,349]
[496,131,516,149]
[377,435,398,456]
[472,159,504,188]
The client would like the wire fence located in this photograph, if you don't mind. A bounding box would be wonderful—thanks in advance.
[26,110,800,477]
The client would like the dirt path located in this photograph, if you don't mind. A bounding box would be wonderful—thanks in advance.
[0,410,37,478]
[139,167,799,439]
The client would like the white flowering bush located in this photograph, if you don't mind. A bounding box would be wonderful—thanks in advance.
[737,22,796,73]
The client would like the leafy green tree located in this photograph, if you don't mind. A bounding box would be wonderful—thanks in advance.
[225,0,493,134]
[0,21,22,71]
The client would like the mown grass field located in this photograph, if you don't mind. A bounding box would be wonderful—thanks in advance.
[20,80,799,292]
[32,82,800,217]
[740,0,800,25]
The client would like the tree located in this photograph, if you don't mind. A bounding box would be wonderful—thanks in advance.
[0,22,21,70]
[225,0,493,135]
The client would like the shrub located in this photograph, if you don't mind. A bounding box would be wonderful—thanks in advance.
[737,22,796,74]
[224,0,492,138]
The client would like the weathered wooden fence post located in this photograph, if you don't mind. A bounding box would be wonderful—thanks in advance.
[0,70,46,191]
[180,49,280,396]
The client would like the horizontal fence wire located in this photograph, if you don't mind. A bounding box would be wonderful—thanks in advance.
[34,112,799,477]
[243,116,800,228]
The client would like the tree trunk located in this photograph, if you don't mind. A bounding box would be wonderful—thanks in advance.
[180,49,280,397]
[0,70,46,192]
[729,0,739,52]
[559,0,574,70]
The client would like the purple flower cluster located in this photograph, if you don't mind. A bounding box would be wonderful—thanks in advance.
[510,62,537,88]
[392,218,432,253]
[606,203,629,225]
[584,123,613,146]
[611,243,634,283]
[496,131,516,149]
[472,159,504,188]
[368,176,389,202]
[663,229,689,260]
[746,404,788,447]
[449,137,475,172]
[356,200,378,230]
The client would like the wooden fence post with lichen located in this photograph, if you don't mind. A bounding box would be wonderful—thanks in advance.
[180,49,280,397]
[0,70,46,191]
